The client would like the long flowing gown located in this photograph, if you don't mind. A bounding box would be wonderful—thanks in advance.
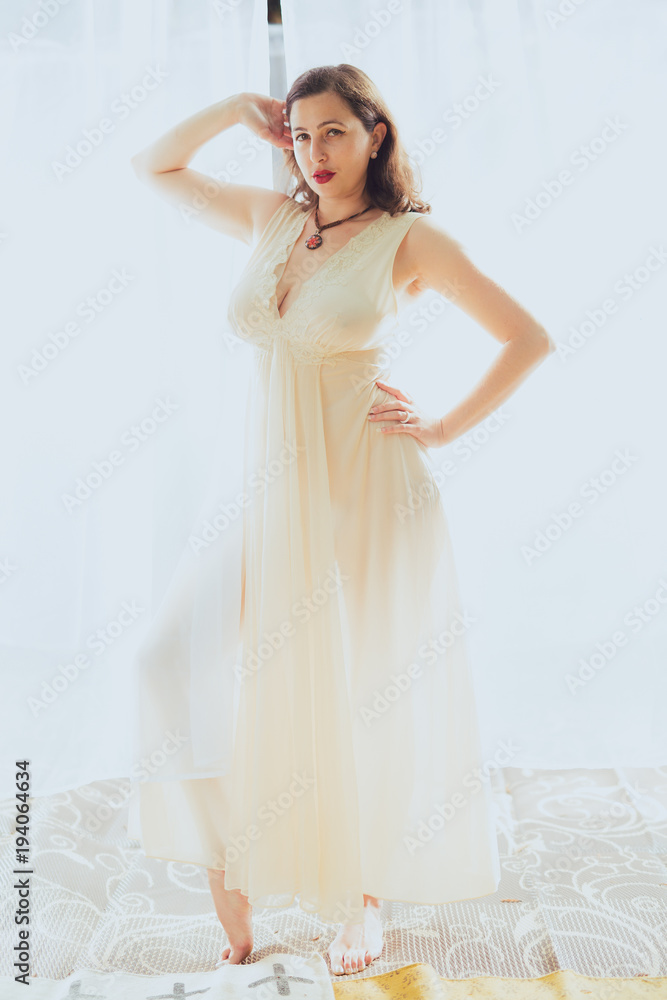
[127,196,501,926]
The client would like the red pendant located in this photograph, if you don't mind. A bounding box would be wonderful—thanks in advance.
[305,233,323,250]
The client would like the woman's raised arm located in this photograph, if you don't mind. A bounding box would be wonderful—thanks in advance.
[129,92,293,245]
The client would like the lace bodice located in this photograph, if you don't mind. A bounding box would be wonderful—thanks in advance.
[227,197,423,366]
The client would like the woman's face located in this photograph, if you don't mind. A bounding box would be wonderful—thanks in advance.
[289,91,385,197]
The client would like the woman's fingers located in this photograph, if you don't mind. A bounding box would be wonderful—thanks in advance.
[374,379,412,404]
[368,404,411,423]
[371,381,444,447]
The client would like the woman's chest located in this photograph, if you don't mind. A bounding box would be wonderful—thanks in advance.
[275,238,417,321]
[275,238,342,320]
[227,207,417,348]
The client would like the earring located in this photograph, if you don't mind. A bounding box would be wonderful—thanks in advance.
[370,151,378,158]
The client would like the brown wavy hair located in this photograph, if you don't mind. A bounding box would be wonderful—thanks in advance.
[281,64,431,218]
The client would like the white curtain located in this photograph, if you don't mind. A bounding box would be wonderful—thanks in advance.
[2,0,666,802]
[0,0,271,797]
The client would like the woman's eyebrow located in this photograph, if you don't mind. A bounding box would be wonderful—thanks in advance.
[291,119,346,131]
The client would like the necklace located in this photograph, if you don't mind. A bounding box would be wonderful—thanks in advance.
[304,203,375,250]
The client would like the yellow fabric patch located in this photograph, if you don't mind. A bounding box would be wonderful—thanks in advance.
[332,963,667,999]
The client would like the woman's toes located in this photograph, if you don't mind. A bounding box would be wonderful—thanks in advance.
[344,950,363,973]
[215,946,231,968]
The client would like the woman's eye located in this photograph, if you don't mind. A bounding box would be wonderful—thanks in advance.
[295,129,343,141]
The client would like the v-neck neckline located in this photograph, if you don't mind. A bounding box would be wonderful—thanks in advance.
[273,204,388,322]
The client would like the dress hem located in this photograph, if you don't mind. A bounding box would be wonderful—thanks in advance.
[131,845,501,919]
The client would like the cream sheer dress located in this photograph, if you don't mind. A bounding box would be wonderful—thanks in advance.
[127,196,501,926]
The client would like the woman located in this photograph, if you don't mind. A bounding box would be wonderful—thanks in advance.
[130,64,554,977]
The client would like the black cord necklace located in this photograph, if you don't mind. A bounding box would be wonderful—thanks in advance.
[305,203,375,250]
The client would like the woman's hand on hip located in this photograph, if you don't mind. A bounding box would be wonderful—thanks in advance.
[369,380,446,449]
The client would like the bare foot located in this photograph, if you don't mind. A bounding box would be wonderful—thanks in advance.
[207,868,253,966]
[327,894,384,976]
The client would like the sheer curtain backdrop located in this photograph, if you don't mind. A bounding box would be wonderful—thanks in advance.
[1,0,270,797]
[2,0,666,804]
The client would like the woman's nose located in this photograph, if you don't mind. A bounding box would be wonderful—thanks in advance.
[308,141,327,162]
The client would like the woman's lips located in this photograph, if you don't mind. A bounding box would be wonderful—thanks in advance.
[313,171,335,184]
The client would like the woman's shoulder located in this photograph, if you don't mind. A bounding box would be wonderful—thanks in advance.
[254,191,295,225]
[250,193,301,247]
